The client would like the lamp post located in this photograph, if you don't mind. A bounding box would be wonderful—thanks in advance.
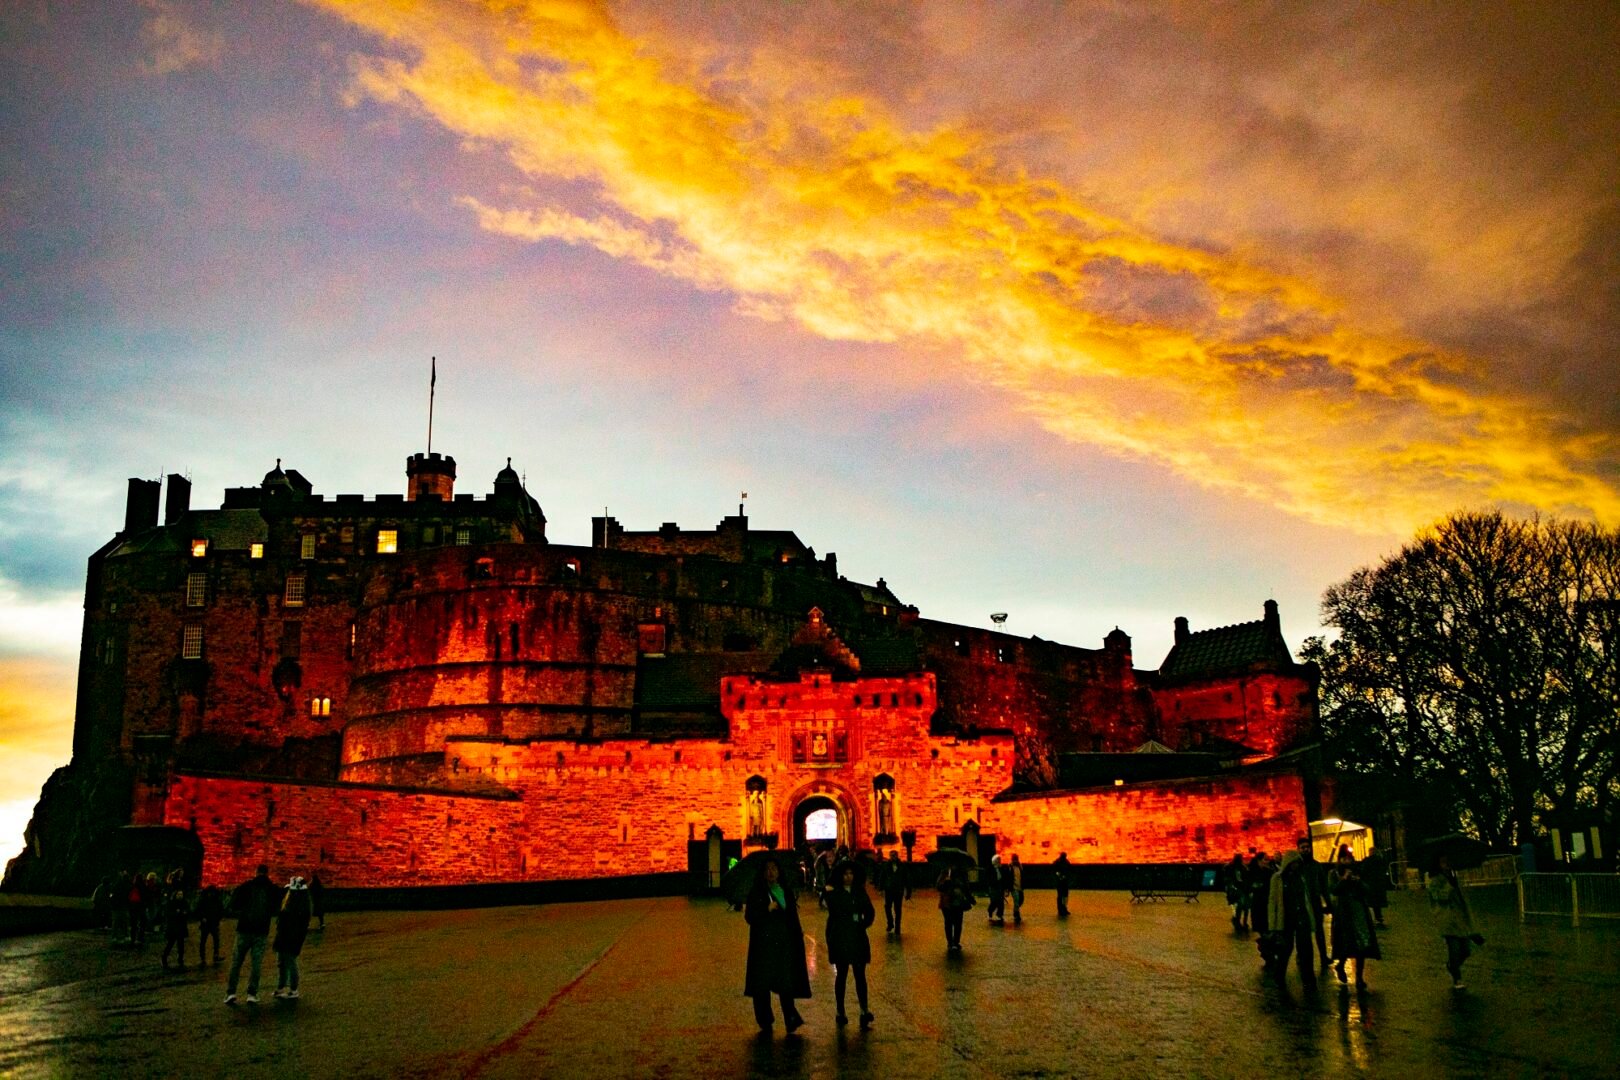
[901,829,917,899]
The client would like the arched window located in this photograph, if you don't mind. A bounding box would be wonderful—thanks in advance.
[745,776,768,840]
[873,774,897,841]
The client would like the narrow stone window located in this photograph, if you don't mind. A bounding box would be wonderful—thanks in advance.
[185,572,206,607]
[455,528,471,546]
[300,533,316,559]
[181,624,203,659]
[509,623,520,655]
[284,572,306,607]
[347,622,356,659]
[280,621,302,660]
[309,696,331,717]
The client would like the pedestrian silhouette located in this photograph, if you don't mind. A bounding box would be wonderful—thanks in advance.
[744,859,810,1032]
[824,861,876,1028]
[273,876,312,999]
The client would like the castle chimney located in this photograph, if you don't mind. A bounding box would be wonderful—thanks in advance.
[1263,599,1280,632]
[1174,616,1190,645]
[124,478,161,535]
[407,452,456,501]
[163,473,191,525]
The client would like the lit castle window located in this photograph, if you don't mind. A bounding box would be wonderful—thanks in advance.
[376,529,398,554]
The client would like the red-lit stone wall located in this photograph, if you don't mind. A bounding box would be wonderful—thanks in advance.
[1150,672,1316,755]
[163,773,525,888]
[165,668,1019,887]
[989,771,1308,864]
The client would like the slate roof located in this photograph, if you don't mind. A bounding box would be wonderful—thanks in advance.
[109,510,269,558]
[1157,618,1294,679]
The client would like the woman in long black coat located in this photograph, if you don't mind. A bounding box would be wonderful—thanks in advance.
[824,862,876,1028]
[1328,852,1381,990]
[744,859,810,1032]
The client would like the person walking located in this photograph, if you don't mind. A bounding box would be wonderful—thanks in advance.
[1009,854,1025,925]
[744,858,810,1032]
[1327,850,1381,989]
[308,872,326,930]
[160,869,190,970]
[1362,847,1390,927]
[824,861,876,1028]
[225,864,281,1006]
[1247,852,1274,938]
[1053,853,1071,918]
[195,884,224,964]
[985,854,1006,925]
[1225,853,1248,931]
[126,872,148,946]
[1427,854,1482,990]
[109,870,132,945]
[881,852,906,936]
[814,848,833,909]
[273,876,313,999]
[1298,837,1331,974]
[936,865,972,951]
[140,872,161,937]
[1265,851,1317,990]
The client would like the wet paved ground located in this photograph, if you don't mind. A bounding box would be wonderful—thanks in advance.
[2,887,1617,1079]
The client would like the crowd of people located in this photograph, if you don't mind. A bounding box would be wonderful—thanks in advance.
[1222,838,1388,990]
[743,844,1073,1031]
[746,835,1486,1032]
[93,863,325,1005]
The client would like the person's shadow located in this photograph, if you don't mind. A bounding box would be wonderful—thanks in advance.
[748,1029,809,1079]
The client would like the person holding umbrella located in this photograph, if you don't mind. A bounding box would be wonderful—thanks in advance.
[824,861,876,1028]
[935,864,974,951]
[1427,851,1482,990]
[744,857,810,1032]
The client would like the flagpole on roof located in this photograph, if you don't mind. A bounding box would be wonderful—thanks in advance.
[428,356,436,454]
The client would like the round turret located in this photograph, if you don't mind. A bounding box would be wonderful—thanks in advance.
[262,458,291,490]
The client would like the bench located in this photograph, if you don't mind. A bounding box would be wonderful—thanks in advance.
[1129,886,1200,903]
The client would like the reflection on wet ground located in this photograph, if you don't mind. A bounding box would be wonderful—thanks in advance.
[2,887,1617,1078]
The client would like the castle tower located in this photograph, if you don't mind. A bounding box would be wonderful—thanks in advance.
[407,452,456,501]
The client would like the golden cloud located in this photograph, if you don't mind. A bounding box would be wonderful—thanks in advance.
[307,0,1619,533]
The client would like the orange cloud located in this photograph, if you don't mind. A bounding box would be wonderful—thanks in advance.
[306,0,1619,533]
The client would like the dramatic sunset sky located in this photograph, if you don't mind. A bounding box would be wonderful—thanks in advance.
[2,1,1616,861]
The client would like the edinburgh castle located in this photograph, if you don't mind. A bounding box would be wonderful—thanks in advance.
[5,449,1322,894]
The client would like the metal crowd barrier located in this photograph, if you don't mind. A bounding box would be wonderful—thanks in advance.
[1457,854,1520,887]
[1518,873,1620,926]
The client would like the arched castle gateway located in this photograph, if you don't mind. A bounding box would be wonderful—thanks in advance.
[6,447,1323,895]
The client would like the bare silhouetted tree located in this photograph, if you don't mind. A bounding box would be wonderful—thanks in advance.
[1303,511,1620,847]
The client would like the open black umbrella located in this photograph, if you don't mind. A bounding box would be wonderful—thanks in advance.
[924,847,977,872]
[720,850,797,907]
[1418,833,1490,872]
